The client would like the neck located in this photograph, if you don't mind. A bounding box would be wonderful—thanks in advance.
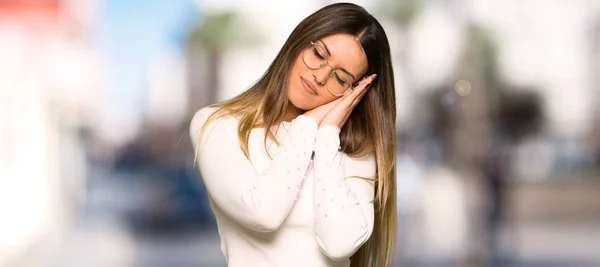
[283,102,303,122]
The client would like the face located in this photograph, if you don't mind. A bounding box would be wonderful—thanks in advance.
[287,33,369,111]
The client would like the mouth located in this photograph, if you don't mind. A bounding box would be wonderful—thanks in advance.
[300,76,318,95]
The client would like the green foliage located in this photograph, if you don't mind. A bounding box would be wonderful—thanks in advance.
[188,10,261,52]
[378,0,425,27]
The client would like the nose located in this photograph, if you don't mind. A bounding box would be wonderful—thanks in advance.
[312,67,331,86]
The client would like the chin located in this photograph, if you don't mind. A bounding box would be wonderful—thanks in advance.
[288,85,317,111]
[288,88,309,111]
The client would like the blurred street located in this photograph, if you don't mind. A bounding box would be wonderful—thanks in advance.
[9,165,227,267]
[7,165,600,267]
[10,217,600,267]
[12,218,226,267]
[2,0,600,267]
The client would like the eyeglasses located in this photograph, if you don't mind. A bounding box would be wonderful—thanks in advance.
[302,41,355,96]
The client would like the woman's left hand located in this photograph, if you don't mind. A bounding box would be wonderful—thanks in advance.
[320,73,377,128]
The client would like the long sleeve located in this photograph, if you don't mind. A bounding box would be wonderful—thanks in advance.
[312,125,376,261]
[190,107,318,232]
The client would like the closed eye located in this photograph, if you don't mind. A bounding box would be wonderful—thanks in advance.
[312,48,326,60]
[334,73,348,86]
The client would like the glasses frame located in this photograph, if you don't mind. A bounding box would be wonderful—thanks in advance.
[302,41,355,97]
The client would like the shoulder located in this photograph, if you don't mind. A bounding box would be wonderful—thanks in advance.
[190,106,218,130]
[189,106,238,146]
[189,106,217,140]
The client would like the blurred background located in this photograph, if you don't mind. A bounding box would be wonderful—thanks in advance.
[0,0,599,266]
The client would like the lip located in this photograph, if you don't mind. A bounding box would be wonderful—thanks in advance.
[300,77,318,95]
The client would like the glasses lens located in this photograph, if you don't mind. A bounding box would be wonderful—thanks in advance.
[326,70,353,95]
[303,44,327,70]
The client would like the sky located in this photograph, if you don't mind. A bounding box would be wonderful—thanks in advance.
[94,0,199,144]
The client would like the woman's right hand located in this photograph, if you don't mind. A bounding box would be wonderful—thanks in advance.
[303,97,343,125]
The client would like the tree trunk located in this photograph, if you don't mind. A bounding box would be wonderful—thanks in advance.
[206,51,221,105]
[185,49,221,118]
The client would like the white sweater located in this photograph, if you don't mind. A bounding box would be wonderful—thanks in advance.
[189,107,376,267]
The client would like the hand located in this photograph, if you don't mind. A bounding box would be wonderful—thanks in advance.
[321,73,377,128]
[303,96,343,125]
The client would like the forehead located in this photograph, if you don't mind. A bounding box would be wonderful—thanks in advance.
[319,34,368,79]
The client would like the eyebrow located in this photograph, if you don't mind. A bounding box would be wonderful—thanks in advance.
[318,40,357,81]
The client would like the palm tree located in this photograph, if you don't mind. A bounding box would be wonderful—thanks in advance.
[378,0,424,30]
[186,9,261,116]
[376,0,425,132]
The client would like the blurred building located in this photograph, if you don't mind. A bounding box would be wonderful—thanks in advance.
[0,0,99,265]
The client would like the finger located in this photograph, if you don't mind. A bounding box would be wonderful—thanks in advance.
[327,95,347,110]
[358,82,372,98]
[358,81,373,99]
[351,88,369,108]
[337,74,377,110]
[348,74,375,102]
[354,74,377,90]
[340,88,358,108]
[350,74,376,106]
[336,87,355,105]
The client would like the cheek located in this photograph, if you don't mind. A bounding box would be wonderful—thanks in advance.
[287,85,321,111]
[286,60,316,109]
[286,57,338,110]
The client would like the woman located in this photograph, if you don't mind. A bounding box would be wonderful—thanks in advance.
[190,3,397,267]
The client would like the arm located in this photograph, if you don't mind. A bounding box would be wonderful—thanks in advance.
[190,107,318,232]
[312,125,376,260]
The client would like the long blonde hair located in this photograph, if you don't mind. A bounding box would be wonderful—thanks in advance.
[194,3,397,266]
